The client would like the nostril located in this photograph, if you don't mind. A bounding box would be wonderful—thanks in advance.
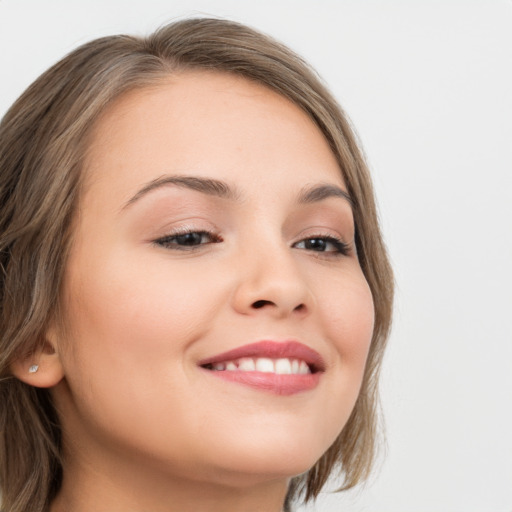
[252,300,274,309]
[251,300,306,312]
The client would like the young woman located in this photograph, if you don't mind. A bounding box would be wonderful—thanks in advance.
[0,18,393,512]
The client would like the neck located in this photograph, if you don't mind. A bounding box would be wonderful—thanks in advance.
[50,448,289,512]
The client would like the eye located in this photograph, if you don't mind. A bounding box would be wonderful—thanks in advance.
[154,230,222,250]
[293,236,349,256]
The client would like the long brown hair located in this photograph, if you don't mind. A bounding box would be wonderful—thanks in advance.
[0,18,393,512]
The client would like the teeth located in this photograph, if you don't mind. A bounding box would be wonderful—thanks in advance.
[208,357,311,375]
[238,358,256,371]
[299,361,310,375]
[275,358,292,375]
[255,358,274,373]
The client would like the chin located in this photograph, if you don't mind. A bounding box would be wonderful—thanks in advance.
[196,424,337,486]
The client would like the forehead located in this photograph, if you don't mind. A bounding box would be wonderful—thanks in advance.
[83,70,346,208]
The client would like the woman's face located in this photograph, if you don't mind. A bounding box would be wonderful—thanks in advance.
[52,71,374,486]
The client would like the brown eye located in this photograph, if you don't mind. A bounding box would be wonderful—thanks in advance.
[173,232,207,246]
[293,236,349,255]
[155,231,221,250]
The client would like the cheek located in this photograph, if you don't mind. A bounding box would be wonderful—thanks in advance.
[64,250,223,362]
[56,249,232,440]
[57,250,228,447]
[319,267,375,374]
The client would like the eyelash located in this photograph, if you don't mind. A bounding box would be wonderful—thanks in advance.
[293,236,350,256]
[154,230,349,256]
[154,230,222,250]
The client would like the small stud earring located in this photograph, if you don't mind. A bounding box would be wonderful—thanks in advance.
[28,365,39,373]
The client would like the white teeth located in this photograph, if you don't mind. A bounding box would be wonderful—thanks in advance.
[275,358,292,375]
[255,357,275,373]
[299,361,310,375]
[238,358,256,371]
[209,357,312,375]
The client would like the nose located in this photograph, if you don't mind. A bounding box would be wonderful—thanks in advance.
[231,240,314,319]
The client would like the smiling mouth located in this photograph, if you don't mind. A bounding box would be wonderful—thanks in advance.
[201,357,314,375]
[198,341,324,395]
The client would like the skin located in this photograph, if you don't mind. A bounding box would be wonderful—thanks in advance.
[19,71,375,512]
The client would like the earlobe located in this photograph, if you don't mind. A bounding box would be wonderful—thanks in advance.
[10,338,65,388]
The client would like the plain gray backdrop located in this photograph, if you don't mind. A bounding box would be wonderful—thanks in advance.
[1,1,511,511]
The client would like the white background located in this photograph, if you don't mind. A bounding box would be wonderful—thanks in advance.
[1,1,511,511]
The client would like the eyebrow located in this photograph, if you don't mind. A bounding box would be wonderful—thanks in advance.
[122,175,240,210]
[298,183,353,207]
[122,175,353,210]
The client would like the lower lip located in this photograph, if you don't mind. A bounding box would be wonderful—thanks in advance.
[201,369,321,395]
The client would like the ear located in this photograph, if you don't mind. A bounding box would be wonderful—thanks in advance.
[10,328,65,388]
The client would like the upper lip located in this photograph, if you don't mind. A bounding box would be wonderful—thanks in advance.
[197,340,326,373]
